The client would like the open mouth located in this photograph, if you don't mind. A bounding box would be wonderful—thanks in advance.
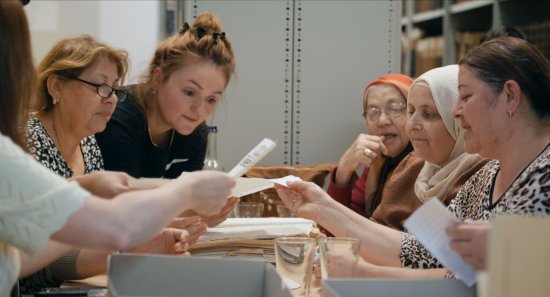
[381,133,397,141]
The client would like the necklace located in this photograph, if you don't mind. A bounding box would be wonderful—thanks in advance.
[50,115,83,175]
[51,115,62,150]
[148,128,175,149]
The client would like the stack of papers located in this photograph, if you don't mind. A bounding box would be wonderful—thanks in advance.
[190,218,316,262]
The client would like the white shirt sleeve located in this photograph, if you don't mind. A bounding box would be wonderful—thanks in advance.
[0,133,90,255]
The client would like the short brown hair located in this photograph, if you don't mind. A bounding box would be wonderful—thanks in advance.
[460,37,550,120]
[135,12,236,112]
[33,34,129,112]
[0,0,35,148]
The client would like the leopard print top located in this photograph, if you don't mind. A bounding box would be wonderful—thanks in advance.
[400,144,550,269]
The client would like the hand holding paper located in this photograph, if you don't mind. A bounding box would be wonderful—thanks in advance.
[403,198,476,286]
[273,180,331,222]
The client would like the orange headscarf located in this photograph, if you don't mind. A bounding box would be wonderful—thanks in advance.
[363,74,414,104]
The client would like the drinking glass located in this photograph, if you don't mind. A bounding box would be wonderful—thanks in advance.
[234,202,264,218]
[274,237,316,296]
[276,204,295,217]
[319,237,360,279]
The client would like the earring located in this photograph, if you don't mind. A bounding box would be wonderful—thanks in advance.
[508,109,513,117]
[52,98,58,105]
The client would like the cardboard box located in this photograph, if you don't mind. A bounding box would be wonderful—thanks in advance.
[322,279,476,297]
[108,254,292,297]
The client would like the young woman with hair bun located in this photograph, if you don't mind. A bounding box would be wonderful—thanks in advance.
[96,12,239,228]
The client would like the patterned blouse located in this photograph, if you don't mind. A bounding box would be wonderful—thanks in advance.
[21,116,104,293]
[26,116,104,177]
[400,144,550,269]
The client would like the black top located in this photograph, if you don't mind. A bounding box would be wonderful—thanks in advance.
[96,85,207,178]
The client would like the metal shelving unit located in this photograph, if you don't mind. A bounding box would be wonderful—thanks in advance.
[401,0,550,77]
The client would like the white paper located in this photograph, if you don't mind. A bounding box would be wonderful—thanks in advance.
[403,198,476,287]
[227,138,276,177]
[270,175,302,186]
[230,175,302,197]
[199,217,314,241]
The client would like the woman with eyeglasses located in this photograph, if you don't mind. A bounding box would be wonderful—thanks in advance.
[27,35,131,193]
[21,35,208,294]
[0,1,234,295]
[326,74,426,230]
[276,65,489,279]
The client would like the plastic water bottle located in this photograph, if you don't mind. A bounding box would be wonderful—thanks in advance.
[203,126,224,171]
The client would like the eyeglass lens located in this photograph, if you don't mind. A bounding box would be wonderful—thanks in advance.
[97,84,127,101]
[364,103,405,122]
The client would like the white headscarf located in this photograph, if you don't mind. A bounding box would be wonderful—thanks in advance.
[413,65,482,202]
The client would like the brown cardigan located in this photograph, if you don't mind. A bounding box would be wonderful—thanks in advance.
[370,155,489,231]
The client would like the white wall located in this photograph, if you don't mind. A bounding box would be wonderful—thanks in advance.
[24,0,161,83]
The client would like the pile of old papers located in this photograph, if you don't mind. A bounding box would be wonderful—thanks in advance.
[190,217,316,262]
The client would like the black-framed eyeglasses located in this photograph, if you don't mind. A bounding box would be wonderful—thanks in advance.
[362,102,406,122]
[60,75,128,102]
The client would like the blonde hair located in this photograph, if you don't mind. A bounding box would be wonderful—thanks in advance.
[33,34,128,112]
[135,12,236,112]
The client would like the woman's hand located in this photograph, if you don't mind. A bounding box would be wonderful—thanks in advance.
[334,134,387,185]
[72,171,134,198]
[324,252,360,278]
[167,216,207,245]
[126,228,191,255]
[274,181,332,221]
[447,220,491,270]
[178,171,235,216]
[180,197,239,227]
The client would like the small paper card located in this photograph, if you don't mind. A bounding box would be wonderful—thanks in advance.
[230,175,302,197]
[404,198,476,287]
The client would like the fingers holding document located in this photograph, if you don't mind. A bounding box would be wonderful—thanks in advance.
[274,181,332,222]
[177,171,236,217]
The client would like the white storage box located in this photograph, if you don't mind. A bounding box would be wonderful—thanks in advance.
[322,279,476,297]
[108,254,292,297]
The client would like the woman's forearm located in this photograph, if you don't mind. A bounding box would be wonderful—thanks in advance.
[52,183,191,251]
[357,262,447,279]
[75,249,109,278]
[19,241,73,278]
[316,200,403,267]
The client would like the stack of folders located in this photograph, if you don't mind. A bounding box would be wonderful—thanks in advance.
[189,218,317,263]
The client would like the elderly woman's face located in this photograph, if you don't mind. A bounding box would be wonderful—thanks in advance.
[155,61,226,135]
[364,84,409,158]
[453,66,500,156]
[54,55,120,136]
[406,85,455,165]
